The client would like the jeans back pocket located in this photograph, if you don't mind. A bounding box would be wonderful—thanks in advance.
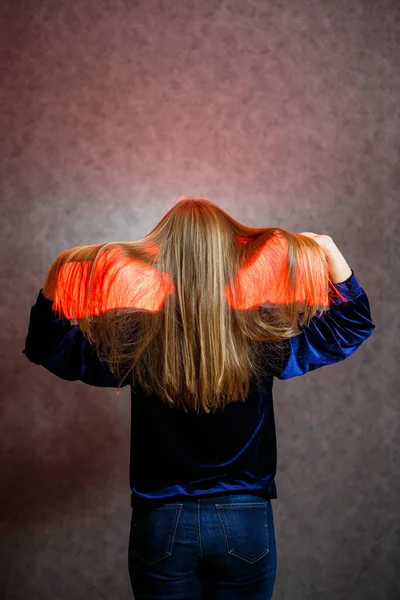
[215,502,269,563]
[129,503,183,566]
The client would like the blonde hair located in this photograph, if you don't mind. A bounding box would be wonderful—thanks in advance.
[45,197,347,414]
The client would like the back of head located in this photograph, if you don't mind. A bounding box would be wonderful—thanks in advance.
[46,196,344,414]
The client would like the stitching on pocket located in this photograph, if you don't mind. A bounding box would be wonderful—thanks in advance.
[215,503,269,564]
[131,504,183,565]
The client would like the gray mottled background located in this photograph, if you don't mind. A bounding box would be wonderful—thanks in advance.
[1,0,399,598]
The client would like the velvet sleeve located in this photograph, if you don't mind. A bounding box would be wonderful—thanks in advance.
[22,288,131,389]
[274,269,376,380]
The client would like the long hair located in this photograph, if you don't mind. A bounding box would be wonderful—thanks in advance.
[44,197,348,414]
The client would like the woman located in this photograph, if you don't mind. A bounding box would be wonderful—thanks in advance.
[23,197,375,599]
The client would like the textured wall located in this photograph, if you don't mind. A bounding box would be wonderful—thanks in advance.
[1,0,399,599]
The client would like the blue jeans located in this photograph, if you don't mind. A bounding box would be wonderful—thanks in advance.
[128,494,277,599]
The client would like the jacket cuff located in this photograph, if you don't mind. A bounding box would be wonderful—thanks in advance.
[331,269,363,301]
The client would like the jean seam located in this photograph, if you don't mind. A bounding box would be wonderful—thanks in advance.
[168,504,183,558]
[215,505,231,556]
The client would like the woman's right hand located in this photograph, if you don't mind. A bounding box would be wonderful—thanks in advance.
[298,232,352,283]
[298,232,334,252]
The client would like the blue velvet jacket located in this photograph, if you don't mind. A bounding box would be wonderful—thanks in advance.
[22,269,375,508]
